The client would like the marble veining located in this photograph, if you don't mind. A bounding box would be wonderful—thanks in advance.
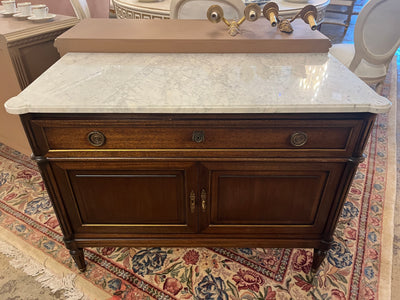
[5,52,391,114]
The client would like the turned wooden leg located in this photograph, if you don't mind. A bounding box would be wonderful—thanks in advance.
[312,239,332,272]
[312,248,328,272]
[64,239,87,272]
[70,248,86,272]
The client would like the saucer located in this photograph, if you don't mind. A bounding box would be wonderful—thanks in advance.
[13,13,30,20]
[244,0,269,5]
[27,13,56,22]
[0,10,17,17]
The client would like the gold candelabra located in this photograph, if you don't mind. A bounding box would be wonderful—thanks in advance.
[207,2,318,36]
[207,3,261,36]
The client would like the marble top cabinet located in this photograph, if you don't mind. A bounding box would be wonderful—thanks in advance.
[5,52,391,273]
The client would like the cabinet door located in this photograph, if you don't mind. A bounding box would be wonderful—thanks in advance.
[51,161,198,235]
[198,161,346,236]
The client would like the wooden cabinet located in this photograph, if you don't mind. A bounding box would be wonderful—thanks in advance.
[21,112,375,272]
[0,15,78,154]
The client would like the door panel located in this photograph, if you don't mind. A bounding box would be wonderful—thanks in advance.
[51,161,198,234]
[199,161,346,234]
[215,174,325,224]
[71,171,184,224]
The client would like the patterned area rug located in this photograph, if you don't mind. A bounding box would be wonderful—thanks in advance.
[0,69,396,300]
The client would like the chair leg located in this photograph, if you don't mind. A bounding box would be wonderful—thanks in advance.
[342,24,349,36]
[375,81,384,94]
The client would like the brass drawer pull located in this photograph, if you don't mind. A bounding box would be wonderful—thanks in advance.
[190,190,196,213]
[201,189,207,212]
[290,131,308,147]
[87,131,106,147]
[192,130,205,143]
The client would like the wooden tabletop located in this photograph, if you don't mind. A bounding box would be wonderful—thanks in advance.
[0,11,78,43]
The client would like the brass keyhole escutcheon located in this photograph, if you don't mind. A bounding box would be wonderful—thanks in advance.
[192,130,205,143]
[87,131,106,147]
[201,189,207,212]
[290,131,308,147]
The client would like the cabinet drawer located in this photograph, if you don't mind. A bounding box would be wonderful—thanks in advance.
[36,118,363,155]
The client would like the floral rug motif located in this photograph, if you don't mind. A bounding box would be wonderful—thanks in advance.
[0,77,394,300]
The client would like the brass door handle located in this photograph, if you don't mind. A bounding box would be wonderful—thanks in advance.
[190,190,196,213]
[87,131,106,147]
[290,131,308,147]
[201,189,207,212]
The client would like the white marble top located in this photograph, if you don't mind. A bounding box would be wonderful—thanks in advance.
[5,52,391,114]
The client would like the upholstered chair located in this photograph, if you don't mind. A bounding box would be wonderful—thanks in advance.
[329,0,400,91]
[69,0,91,19]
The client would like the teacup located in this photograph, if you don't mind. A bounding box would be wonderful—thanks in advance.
[17,2,31,16]
[1,0,16,13]
[31,4,48,18]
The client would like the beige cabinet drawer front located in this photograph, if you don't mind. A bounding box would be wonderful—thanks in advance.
[37,119,363,154]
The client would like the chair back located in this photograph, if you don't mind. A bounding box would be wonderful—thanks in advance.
[69,0,91,19]
[170,0,245,20]
[349,0,400,71]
